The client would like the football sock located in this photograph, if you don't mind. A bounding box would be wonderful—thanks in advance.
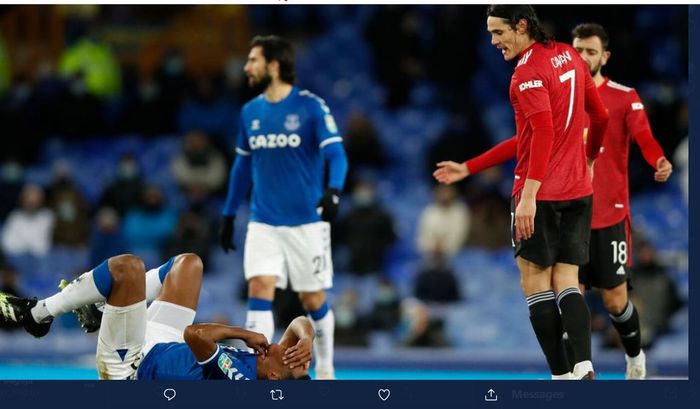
[610,300,642,358]
[33,259,111,323]
[527,290,570,375]
[246,298,274,344]
[557,287,592,364]
[308,302,335,371]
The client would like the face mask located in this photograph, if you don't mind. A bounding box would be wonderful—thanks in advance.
[352,188,375,207]
[58,201,76,221]
[70,80,86,96]
[118,162,139,180]
[1,162,23,182]
[165,57,184,76]
[185,150,210,166]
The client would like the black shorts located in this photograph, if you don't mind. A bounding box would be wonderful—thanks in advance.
[510,194,592,268]
[579,219,631,290]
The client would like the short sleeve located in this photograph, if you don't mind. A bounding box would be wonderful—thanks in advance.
[514,66,551,118]
[198,345,230,380]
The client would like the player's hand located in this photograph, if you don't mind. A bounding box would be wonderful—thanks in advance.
[514,197,536,241]
[655,157,673,182]
[316,188,340,222]
[283,337,313,369]
[219,216,236,253]
[243,331,269,358]
[433,161,470,184]
[586,158,595,182]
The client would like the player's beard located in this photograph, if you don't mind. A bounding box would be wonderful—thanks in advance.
[248,71,272,92]
[589,60,603,77]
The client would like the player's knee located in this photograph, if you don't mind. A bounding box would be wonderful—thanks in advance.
[602,292,627,315]
[174,253,204,280]
[299,291,325,310]
[248,276,276,298]
[109,254,146,283]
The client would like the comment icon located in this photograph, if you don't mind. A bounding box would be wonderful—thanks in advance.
[164,388,177,401]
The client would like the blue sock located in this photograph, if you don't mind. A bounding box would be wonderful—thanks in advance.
[248,297,273,311]
[308,302,329,321]
[92,259,113,298]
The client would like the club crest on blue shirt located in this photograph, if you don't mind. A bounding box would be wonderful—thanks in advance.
[284,114,301,131]
[218,353,233,371]
[251,119,260,131]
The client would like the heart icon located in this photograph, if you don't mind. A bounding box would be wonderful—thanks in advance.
[378,389,391,401]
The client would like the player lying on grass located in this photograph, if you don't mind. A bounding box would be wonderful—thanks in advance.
[0,253,313,380]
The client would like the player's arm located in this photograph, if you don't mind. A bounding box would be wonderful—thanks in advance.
[184,323,269,361]
[626,90,672,182]
[315,99,348,222]
[433,136,517,184]
[583,71,609,162]
[279,316,315,369]
[220,117,253,252]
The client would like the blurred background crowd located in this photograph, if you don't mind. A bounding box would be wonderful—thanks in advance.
[0,5,688,375]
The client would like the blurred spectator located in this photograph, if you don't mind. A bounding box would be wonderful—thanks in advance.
[0,76,44,163]
[427,111,491,176]
[431,6,480,109]
[335,288,369,346]
[163,207,213,267]
[1,184,54,257]
[59,36,121,99]
[122,184,178,265]
[365,7,428,108]
[414,249,461,303]
[0,254,22,331]
[0,160,24,222]
[674,136,688,203]
[335,180,396,275]
[89,207,127,266]
[416,184,470,259]
[50,71,105,138]
[343,112,389,190]
[367,278,401,331]
[0,34,9,96]
[99,153,145,216]
[465,169,512,249]
[48,161,90,248]
[171,130,227,200]
[629,240,683,348]
[398,298,450,347]
[118,75,177,136]
[177,76,237,152]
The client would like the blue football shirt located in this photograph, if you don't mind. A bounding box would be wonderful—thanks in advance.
[235,86,343,226]
[136,343,256,381]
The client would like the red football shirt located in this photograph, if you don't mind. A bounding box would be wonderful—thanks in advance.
[509,42,600,200]
[589,78,664,229]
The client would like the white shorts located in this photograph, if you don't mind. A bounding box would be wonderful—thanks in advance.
[244,221,333,292]
[95,300,196,380]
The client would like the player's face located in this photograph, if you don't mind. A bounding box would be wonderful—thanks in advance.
[487,17,524,61]
[263,344,310,380]
[573,36,610,77]
[244,46,273,88]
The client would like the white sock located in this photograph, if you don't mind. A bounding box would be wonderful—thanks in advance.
[145,268,164,303]
[573,360,594,378]
[627,349,645,364]
[551,372,574,380]
[310,309,335,372]
[35,271,106,322]
[245,310,274,345]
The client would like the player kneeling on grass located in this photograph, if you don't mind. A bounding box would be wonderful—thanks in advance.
[0,253,312,380]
